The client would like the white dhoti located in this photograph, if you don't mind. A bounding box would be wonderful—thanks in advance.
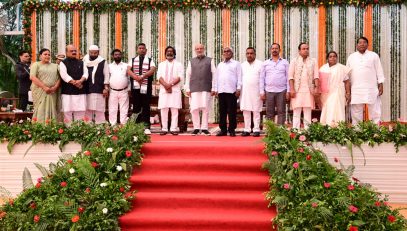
[86,93,106,124]
[190,91,212,130]
[61,94,87,123]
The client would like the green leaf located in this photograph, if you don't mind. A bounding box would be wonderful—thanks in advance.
[6,139,16,154]
[22,167,34,190]
[23,142,35,157]
[352,220,366,226]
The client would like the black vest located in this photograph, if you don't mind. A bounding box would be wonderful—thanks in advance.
[61,58,86,95]
[190,56,213,92]
[86,60,106,94]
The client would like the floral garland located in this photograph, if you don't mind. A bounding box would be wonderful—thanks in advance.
[0,118,149,230]
[390,4,401,120]
[338,6,347,64]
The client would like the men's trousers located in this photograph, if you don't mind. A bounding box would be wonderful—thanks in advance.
[218,93,237,133]
[160,107,179,132]
[131,89,151,129]
[243,110,260,132]
[266,90,287,125]
[109,89,129,125]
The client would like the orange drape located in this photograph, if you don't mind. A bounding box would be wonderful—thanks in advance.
[318,6,326,68]
[31,11,37,61]
[273,3,283,50]
[115,12,122,50]
[363,4,373,120]
[73,10,80,54]
[222,9,230,48]
[159,10,167,62]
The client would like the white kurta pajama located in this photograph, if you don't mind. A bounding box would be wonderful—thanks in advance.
[185,59,217,130]
[240,60,263,133]
[157,60,184,132]
[319,63,350,125]
[83,55,110,124]
[59,61,89,122]
[108,61,130,125]
[346,50,385,125]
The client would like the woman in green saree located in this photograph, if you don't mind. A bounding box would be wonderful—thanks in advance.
[30,48,61,122]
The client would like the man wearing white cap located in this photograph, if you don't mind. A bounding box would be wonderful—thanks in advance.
[83,45,109,124]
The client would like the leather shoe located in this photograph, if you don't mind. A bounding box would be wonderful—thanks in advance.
[241,132,250,137]
[170,131,179,136]
[192,129,200,135]
[201,130,211,136]
[216,131,227,136]
[160,131,168,136]
[253,132,260,137]
[229,132,236,137]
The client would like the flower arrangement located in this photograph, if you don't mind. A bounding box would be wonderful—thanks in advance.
[0,117,149,230]
[263,121,407,230]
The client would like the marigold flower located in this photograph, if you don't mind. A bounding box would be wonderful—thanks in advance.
[71,215,80,223]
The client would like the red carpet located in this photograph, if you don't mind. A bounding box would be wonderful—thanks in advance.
[120,135,276,231]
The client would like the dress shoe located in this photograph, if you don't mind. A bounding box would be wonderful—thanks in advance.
[253,132,260,137]
[160,131,168,135]
[192,129,200,135]
[241,132,250,137]
[201,130,211,136]
[170,131,179,136]
[216,131,227,136]
[229,132,236,137]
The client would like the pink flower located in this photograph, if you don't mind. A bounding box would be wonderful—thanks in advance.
[347,185,355,191]
[299,135,306,141]
[349,226,358,231]
[324,182,331,188]
[91,162,99,168]
[85,187,91,193]
[271,151,278,156]
[387,215,396,223]
[293,162,299,169]
[283,183,290,189]
[349,205,358,213]
[297,147,304,153]
[58,128,64,134]
[34,215,40,223]
[311,202,318,208]
[84,150,91,156]
[306,155,311,160]
[67,159,73,164]
[125,150,132,158]
[78,207,85,213]
[111,135,118,141]
[71,215,80,223]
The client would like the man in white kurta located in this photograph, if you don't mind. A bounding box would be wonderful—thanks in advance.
[346,37,385,125]
[83,45,109,124]
[184,44,216,136]
[108,49,130,125]
[157,46,184,135]
[60,45,89,123]
[240,47,263,137]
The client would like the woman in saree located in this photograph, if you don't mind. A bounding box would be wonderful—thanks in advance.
[30,48,61,122]
[319,51,351,125]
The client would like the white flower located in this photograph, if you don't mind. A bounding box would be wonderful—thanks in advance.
[19,120,24,124]
[133,136,138,142]
[10,123,13,126]
[102,208,108,214]
[106,147,113,153]
[116,166,123,172]
[100,183,107,187]
[69,168,75,174]
[27,117,31,121]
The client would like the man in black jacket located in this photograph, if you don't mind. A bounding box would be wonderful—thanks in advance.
[15,50,32,111]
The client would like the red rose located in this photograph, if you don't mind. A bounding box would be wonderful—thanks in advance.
[30,202,36,209]
[33,215,40,223]
[58,128,64,134]
[306,155,311,160]
[71,215,80,223]
[289,132,296,139]
[347,185,355,191]
[297,147,304,153]
[67,159,73,164]
[60,181,67,187]
[324,182,331,188]
[349,225,358,231]
[84,150,91,156]
[388,215,396,223]
[85,187,91,193]
[125,150,132,158]
[119,187,125,192]
[91,162,99,168]
[78,207,85,213]
[112,135,118,141]
[374,201,381,207]
[349,205,358,213]
[35,182,41,188]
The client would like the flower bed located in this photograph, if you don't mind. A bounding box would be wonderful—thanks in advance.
[264,121,407,230]
[0,119,149,230]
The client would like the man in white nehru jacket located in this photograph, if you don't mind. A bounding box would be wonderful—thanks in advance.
[83,45,109,124]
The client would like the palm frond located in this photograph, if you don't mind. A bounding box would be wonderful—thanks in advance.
[22,167,34,190]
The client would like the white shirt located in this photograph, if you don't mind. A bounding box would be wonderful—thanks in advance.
[109,61,130,90]
[59,61,89,84]
[214,59,242,94]
[240,59,263,112]
[346,50,385,104]
[184,58,217,92]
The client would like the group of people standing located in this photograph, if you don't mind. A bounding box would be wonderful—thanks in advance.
[15,36,384,136]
